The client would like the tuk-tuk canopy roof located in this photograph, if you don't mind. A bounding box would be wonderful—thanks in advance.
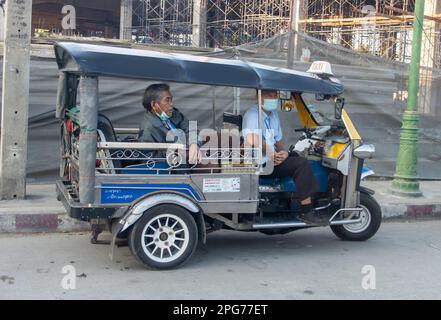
[54,42,344,95]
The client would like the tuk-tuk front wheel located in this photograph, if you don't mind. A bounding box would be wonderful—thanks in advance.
[128,204,198,270]
[330,192,381,241]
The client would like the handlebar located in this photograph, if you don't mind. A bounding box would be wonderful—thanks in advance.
[294,127,312,133]
[295,127,327,142]
[295,127,314,140]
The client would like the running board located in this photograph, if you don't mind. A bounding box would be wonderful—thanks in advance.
[252,208,363,229]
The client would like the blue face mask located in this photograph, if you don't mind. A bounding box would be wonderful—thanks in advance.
[262,99,279,112]
[156,111,170,121]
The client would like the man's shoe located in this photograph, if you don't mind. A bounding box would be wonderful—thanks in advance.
[298,209,328,226]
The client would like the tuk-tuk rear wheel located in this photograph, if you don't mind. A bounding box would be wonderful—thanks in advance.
[330,192,381,241]
[128,204,198,270]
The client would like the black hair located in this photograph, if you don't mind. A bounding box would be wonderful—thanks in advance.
[142,83,170,111]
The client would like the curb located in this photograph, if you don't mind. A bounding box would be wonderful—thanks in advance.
[382,203,441,220]
[1,203,440,234]
[0,211,90,233]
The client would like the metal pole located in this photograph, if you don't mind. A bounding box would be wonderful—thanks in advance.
[233,53,240,114]
[287,0,300,68]
[391,0,425,197]
[56,72,67,119]
[0,0,33,200]
[212,87,216,130]
[257,90,263,170]
[79,77,99,204]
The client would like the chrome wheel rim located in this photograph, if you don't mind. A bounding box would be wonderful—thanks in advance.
[343,204,371,233]
[141,214,189,263]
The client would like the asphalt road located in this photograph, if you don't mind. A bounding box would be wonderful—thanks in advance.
[1,220,440,300]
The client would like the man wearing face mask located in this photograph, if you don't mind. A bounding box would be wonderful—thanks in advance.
[242,89,321,224]
[139,83,200,164]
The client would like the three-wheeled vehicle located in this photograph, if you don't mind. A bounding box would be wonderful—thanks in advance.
[55,42,381,270]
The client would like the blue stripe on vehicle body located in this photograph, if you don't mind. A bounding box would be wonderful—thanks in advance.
[100,183,201,204]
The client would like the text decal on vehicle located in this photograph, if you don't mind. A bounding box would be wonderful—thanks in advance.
[203,178,240,193]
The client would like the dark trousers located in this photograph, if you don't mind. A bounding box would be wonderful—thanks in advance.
[266,155,319,200]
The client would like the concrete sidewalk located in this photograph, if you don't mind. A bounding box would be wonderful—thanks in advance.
[0,184,89,233]
[0,180,440,233]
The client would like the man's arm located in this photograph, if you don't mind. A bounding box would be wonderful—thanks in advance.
[139,120,158,143]
[244,133,274,165]
[173,108,200,164]
[274,140,288,165]
[275,140,285,152]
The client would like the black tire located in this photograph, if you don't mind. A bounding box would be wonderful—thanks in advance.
[330,192,382,241]
[128,204,198,270]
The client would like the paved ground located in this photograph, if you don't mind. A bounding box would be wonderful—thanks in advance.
[1,220,440,300]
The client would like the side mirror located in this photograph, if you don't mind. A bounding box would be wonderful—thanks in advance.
[315,93,331,101]
[334,97,345,120]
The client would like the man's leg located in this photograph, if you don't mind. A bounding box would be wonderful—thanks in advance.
[268,155,323,224]
[268,155,319,200]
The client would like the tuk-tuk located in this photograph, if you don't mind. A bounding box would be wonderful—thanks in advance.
[54,42,381,270]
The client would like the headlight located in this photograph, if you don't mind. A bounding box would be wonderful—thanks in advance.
[353,144,375,159]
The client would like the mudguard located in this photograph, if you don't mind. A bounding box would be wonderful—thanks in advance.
[118,193,200,233]
[109,194,202,261]
[361,165,375,180]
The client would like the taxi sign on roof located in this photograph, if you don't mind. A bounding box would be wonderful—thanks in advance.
[307,61,334,76]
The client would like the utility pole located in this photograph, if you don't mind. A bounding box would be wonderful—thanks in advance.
[0,0,33,200]
[391,0,425,197]
[287,0,300,68]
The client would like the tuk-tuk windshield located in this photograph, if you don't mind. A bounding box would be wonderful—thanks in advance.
[301,93,338,125]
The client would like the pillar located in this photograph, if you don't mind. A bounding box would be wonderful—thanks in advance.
[120,0,133,41]
[287,0,307,68]
[419,0,441,115]
[0,0,33,200]
[192,0,207,47]
[79,77,99,205]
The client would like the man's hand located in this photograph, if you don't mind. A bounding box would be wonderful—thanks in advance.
[274,150,288,166]
[189,143,200,165]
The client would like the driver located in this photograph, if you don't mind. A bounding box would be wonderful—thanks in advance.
[242,89,321,224]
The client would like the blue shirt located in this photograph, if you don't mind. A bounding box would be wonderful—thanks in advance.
[242,105,283,162]
[163,119,176,130]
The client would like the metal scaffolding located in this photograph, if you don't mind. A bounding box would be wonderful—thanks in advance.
[129,0,440,68]
[305,0,417,63]
[205,0,291,47]
[132,0,193,46]
[132,0,291,47]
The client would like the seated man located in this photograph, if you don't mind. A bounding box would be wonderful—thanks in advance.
[242,89,321,224]
[139,83,199,164]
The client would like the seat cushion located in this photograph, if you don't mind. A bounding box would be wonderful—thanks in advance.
[259,177,297,192]
[259,160,329,193]
[120,161,170,174]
